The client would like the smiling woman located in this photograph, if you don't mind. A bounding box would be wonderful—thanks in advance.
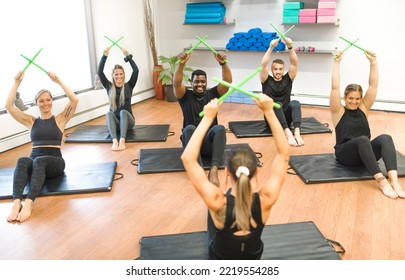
[0,0,93,109]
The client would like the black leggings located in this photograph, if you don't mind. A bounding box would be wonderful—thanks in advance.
[335,134,397,176]
[12,148,65,201]
[265,100,302,129]
[181,124,226,167]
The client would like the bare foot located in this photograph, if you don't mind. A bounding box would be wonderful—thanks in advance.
[17,199,34,222]
[117,138,126,151]
[6,199,22,222]
[390,181,405,198]
[378,178,398,199]
[294,128,304,146]
[111,139,119,151]
[294,134,305,146]
[284,129,298,147]
[208,166,220,187]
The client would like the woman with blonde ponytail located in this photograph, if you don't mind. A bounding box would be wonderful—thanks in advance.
[181,94,290,259]
[97,46,139,151]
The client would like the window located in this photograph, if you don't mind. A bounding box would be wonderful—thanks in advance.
[0,0,93,109]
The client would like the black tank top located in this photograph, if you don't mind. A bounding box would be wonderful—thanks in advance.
[335,107,370,146]
[209,189,264,260]
[30,116,63,146]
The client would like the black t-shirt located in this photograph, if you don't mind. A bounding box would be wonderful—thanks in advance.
[178,86,220,129]
[261,73,293,110]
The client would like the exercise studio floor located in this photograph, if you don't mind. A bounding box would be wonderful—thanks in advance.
[0,98,404,260]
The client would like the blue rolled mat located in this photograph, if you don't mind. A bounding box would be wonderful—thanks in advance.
[249,46,258,51]
[184,17,224,24]
[234,42,243,47]
[226,42,234,49]
[257,37,266,43]
[243,41,253,47]
[228,45,239,51]
[185,12,223,19]
[233,32,243,38]
[238,37,247,42]
[274,41,286,51]
[242,32,252,38]
[240,46,248,51]
[258,46,268,51]
[248,38,256,43]
[253,33,263,39]
[248,28,262,34]
[186,7,225,13]
[229,37,237,43]
[186,2,225,8]
[254,42,263,47]
[263,32,277,39]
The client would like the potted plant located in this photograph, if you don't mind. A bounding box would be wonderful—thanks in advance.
[156,55,194,102]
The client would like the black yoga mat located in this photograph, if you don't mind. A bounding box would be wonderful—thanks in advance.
[288,151,405,184]
[228,117,331,138]
[65,124,171,143]
[139,221,343,260]
[0,161,118,200]
[133,143,262,174]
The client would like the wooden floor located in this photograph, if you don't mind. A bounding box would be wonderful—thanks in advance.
[1,97,405,260]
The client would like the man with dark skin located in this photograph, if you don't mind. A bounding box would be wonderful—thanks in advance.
[173,51,232,186]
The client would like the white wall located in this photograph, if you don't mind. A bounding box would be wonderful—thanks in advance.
[155,0,405,111]
[0,0,155,152]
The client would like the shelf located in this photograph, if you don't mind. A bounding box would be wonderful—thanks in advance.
[282,19,340,27]
[184,47,335,54]
[183,19,236,26]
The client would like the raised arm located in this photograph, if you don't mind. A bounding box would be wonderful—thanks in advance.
[330,50,344,125]
[5,71,34,129]
[97,47,111,89]
[214,52,232,95]
[51,73,78,131]
[284,37,298,81]
[173,51,190,99]
[181,99,226,211]
[254,94,290,213]
[361,50,378,112]
[122,48,139,88]
[259,38,278,83]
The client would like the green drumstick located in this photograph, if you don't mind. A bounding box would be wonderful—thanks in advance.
[105,35,124,49]
[335,38,359,59]
[20,54,48,74]
[339,36,367,53]
[21,48,43,73]
[213,78,281,109]
[199,67,262,117]
[176,35,208,64]
[196,35,229,63]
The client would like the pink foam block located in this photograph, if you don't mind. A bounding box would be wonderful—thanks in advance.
[317,16,336,23]
[299,9,317,17]
[318,2,337,9]
[299,16,316,23]
[317,8,336,16]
